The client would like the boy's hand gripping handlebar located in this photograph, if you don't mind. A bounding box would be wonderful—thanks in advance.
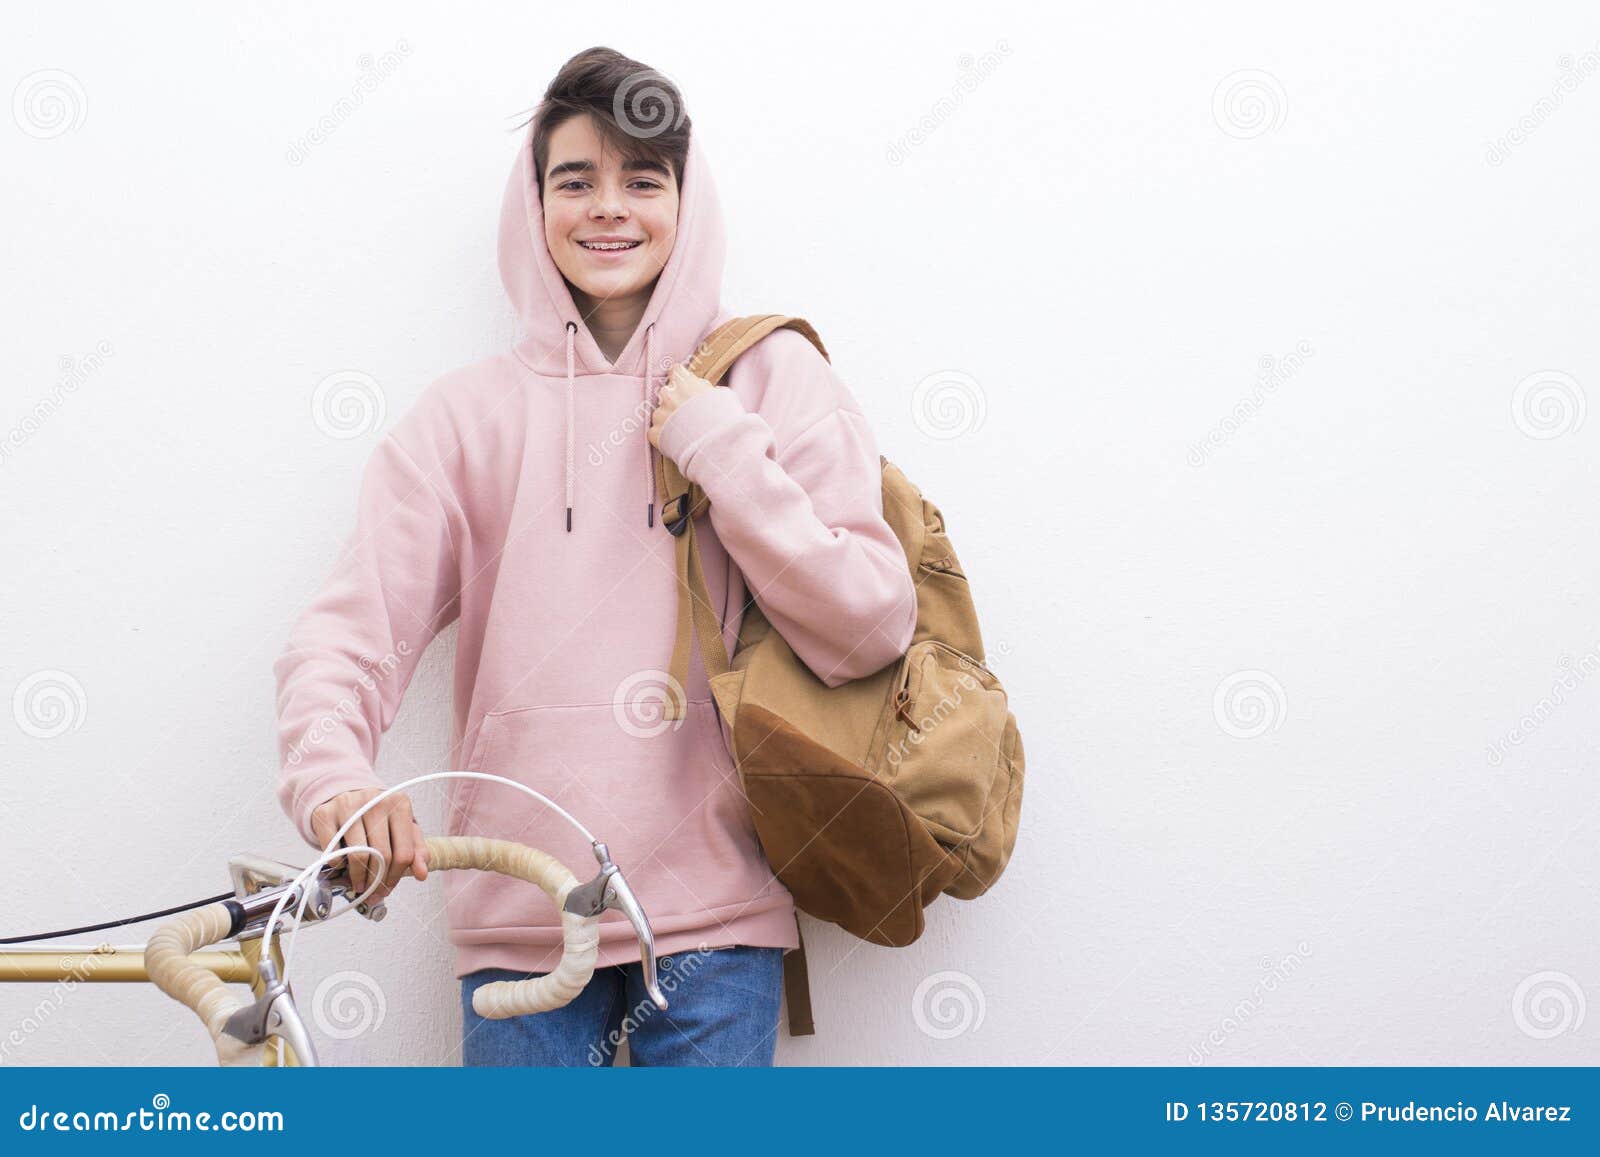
[145,835,666,1066]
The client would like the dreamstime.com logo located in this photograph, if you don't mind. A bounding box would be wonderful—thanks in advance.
[612,668,688,738]
[16,1094,284,1133]
[11,669,87,739]
[1212,669,1288,739]
[1485,646,1600,766]
[1511,970,1586,1040]
[311,970,387,1041]
[876,640,1011,775]
[1188,941,1314,1064]
[312,369,387,440]
[882,660,987,770]
[911,369,987,441]
[0,948,111,1065]
[585,946,711,1065]
[612,68,688,140]
[1212,69,1288,140]
[586,378,666,471]
[12,69,87,139]
[912,970,986,1039]
[0,340,115,464]
[886,42,1013,167]
[1510,370,1584,440]
[1485,45,1600,166]
[1187,341,1315,467]
[282,643,411,767]
[286,41,412,166]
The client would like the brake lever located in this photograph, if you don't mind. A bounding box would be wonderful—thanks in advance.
[563,841,668,1010]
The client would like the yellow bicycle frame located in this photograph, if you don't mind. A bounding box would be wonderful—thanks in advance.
[0,937,300,1066]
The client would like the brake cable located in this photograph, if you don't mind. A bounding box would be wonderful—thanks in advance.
[1,892,237,944]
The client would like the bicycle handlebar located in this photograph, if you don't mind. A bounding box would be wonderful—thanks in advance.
[145,901,264,1065]
[426,836,600,1017]
[147,835,654,1065]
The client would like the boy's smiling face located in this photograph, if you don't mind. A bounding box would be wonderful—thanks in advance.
[541,114,679,307]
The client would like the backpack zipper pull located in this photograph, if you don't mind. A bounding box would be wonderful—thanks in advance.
[893,658,919,732]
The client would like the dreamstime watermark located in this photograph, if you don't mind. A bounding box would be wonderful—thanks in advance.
[585,946,711,1065]
[612,668,688,738]
[16,1093,283,1133]
[1485,45,1600,166]
[879,648,1004,772]
[311,369,387,440]
[911,970,986,1039]
[1212,670,1287,739]
[311,970,386,1041]
[1511,970,1586,1040]
[585,368,670,470]
[1212,70,1288,140]
[283,643,411,767]
[1187,341,1314,466]
[911,369,987,441]
[1485,646,1600,767]
[0,947,110,1065]
[12,69,87,139]
[612,68,688,140]
[0,340,114,465]
[1188,941,1313,1064]
[886,41,1013,166]
[1510,370,1584,440]
[286,40,412,166]
[12,669,87,740]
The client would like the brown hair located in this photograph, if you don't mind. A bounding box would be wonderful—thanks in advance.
[522,47,692,199]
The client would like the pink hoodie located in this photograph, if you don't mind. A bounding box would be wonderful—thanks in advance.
[273,116,918,977]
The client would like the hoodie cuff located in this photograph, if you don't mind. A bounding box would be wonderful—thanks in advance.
[657,387,750,481]
[287,768,387,848]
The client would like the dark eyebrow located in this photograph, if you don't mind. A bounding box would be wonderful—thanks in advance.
[546,157,671,181]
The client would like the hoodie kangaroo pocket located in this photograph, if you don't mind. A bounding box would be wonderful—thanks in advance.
[445,716,500,838]
[440,697,776,940]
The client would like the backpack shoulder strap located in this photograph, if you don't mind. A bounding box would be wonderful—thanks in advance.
[784,924,816,1036]
[656,315,831,721]
[659,314,829,525]
[684,314,830,385]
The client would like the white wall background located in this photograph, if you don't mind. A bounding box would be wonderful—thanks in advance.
[3,0,1597,1066]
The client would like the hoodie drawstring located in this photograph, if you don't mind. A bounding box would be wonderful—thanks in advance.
[564,321,576,532]
[564,319,662,533]
[644,322,658,528]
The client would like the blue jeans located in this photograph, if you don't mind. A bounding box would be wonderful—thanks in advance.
[460,945,784,1067]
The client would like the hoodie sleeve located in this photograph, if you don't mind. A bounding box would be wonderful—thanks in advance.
[272,430,463,848]
[657,353,916,689]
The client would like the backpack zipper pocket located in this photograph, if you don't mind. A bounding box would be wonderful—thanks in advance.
[876,639,1010,845]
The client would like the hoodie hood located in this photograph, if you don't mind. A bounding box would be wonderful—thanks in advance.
[497,114,727,530]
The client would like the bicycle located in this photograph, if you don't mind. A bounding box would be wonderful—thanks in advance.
[0,772,666,1066]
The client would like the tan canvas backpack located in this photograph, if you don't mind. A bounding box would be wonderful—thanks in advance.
[652,315,1026,1036]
